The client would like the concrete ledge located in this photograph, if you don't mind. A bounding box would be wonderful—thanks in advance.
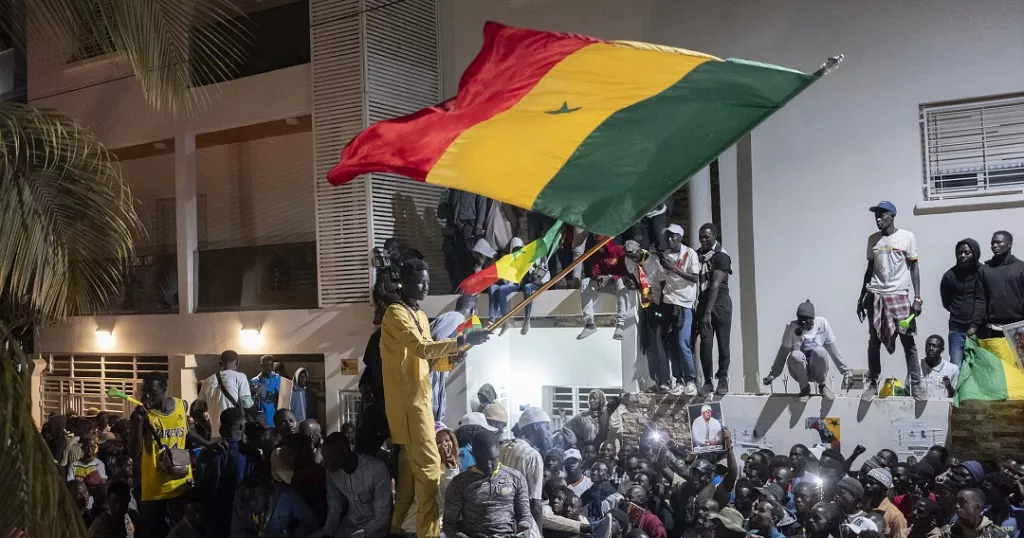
[914,192,1024,215]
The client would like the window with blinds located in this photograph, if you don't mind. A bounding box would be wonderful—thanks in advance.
[921,93,1024,200]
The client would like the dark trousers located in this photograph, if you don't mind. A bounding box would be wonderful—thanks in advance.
[694,301,732,383]
[640,306,669,386]
[866,297,920,383]
[138,497,185,538]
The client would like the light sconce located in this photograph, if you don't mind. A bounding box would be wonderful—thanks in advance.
[95,328,115,349]
[240,325,263,349]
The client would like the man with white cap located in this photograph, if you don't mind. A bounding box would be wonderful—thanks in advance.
[764,299,853,402]
[659,223,701,396]
[564,448,593,496]
[500,407,550,538]
[690,404,723,449]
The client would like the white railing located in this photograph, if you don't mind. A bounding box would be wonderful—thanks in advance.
[40,376,142,418]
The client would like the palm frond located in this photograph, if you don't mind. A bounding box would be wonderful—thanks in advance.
[22,0,249,115]
[0,101,141,324]
[0,322,88,538]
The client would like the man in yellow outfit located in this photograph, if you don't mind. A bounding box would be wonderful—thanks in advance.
[382,258,490,537]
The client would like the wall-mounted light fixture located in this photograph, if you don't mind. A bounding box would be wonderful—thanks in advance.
[95,328,115,349]
[240,325,263,349]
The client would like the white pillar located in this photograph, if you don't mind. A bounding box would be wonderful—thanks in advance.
[688,166,713,248]
[175,132,198,314]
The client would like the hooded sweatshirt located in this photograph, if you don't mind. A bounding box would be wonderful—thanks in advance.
[289,367,311,422]
[940,239,987,332]
[982,253,1024,326]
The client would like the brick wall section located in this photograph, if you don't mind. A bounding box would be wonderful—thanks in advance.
[948,400,1024,461]
[618,392,703,450]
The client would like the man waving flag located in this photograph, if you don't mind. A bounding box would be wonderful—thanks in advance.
[328,22,824,236]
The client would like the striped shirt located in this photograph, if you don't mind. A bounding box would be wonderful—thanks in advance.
[500,439,544,538]
[443,464,533,538]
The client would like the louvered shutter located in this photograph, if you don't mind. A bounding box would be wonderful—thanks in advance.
[311,0,372,305]
[312,0,444,304]
[365,0,449,293]
[921,94,1024,200]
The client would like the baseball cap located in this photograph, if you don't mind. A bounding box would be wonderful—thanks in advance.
[518,406,551,429]
[624,240,641,255]
[664,224,685,237]
[510,237,524,251]
[843,516,879,535]
[458,412,497,432]
[701,404,712,413]
[564,448,583,462]
[471,239,497,258]
[757,482,786,503]
[709,508,746,534]
[482,402,508,424]
[869,201,898,215]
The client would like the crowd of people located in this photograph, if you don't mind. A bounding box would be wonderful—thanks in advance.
[45,368,1024,538]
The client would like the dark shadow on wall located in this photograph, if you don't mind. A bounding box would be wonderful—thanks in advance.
[390,190,450,294]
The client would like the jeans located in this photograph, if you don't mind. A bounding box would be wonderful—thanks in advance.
[788,347,829,388]
[581,277,628,326]
[571,228,588,280]
[948,330,967,367]
[489,282,540,321]
[867,299,921,383]
[662,303,696,382]
[694,302,732,383]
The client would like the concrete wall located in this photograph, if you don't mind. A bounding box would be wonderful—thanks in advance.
[441,0,1024,383]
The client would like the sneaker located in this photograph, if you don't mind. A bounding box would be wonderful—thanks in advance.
[697,382,714,397]
[797,386,811,402]
[669,383,684,396]
[684,381,698,396]
[861,380,879,402]
[658,384,672,393]
[819,383,835,401]
[577,324,597,340]
[613,325,624,340]
[520,319,531,335]
[715,378,729,395]
[499,320,514,336]
[912,383,928,402]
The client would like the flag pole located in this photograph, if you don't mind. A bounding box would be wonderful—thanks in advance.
[483,234,615,334]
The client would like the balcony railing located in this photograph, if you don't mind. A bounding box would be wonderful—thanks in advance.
[196,241,318,311]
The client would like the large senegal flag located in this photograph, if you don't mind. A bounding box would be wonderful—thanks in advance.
[954,337,1024,406]
[328,22,820,236]
[458,221,563,295]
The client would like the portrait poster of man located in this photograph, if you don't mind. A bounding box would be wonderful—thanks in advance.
[1003,320,1024,372]
[688,402,725,453]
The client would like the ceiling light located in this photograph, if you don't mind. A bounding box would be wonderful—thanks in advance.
[95,329,115,348]
[240,326,263,349]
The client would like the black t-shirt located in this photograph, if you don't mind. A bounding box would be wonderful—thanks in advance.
[698,248,732,311]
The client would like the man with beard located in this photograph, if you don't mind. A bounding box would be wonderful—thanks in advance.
[940,238,986,366]
[502,406,551,538]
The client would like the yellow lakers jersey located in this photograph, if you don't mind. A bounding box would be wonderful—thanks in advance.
[140,397,192,501]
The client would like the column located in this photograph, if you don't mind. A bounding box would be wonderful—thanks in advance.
[734,136,760,394]
[688,166,713,249]
[168,354,198,402]
[175,132,197,313]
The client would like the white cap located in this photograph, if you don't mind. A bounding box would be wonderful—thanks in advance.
[518,406,551,429]
[843,516,879,535]
[701,404,712,413]
[564,448,583,462]
[510,237,524,250]
[458,412,497,432]
[471,239,497,258]
[664,224,685,237]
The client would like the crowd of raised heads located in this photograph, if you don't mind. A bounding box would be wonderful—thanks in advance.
[45,368,1024,538]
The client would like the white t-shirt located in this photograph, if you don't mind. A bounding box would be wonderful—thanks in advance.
[661,245,700,308]
[568,474,593,497]
[198,369,253,439]
[690,416,722,447]
[866,229,918,295]
[782,317,838,351]
[914,359,960,399]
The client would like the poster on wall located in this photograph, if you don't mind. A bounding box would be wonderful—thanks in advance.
[1003,320,1024,371]
[340,359,359,376]
[688,402,725,453]
[805,417,840,449]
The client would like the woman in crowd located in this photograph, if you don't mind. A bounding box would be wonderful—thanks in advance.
[562,389,609,449]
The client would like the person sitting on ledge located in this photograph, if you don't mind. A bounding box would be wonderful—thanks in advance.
[764,300,853,402]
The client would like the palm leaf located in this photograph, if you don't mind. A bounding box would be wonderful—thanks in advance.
[0,321,88,538]
[20,0,248,115]
[0,101,141,325]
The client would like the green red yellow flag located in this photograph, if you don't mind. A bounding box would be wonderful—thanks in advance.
[328,22,820,236]
[456,315,483,335]
[458,221,563,295]
[955,336,1024,405]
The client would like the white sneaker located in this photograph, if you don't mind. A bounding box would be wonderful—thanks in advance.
[669,383,684,396]
[684,382,698,396]
[577,324,597,340]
